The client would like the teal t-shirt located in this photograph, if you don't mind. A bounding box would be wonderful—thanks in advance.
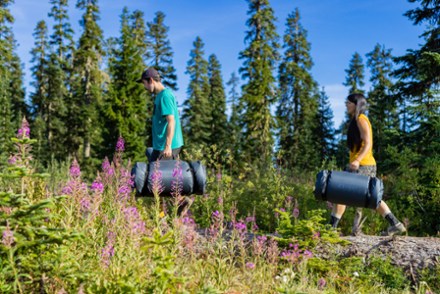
[152,88,184,151]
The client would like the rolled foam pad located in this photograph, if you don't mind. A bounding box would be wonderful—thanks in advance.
[314,170,383,209]
[146,160,194,196]
[189,161,207,195]
[132,162,148,195]
[145,147,154,162]
[131,160,207,197]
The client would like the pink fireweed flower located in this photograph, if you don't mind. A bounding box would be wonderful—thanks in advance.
[245,216,255,223]
[266,239,280,264]
[252,235,267,256]
[229,205,237,224]
[172,166,183,178]
[218,196,223,205]
[293,207,300,219]
[123,206,146,236]
[212,210,221,219]
[101,157,115,185]
[80,197,91,212]
[257,235,267,243]
[285,196,293,207]
[61,184,74,195]
[8,155,17,165]
[303,250,313,258]
[209,210,223,237]
[171,161,183,198]
[180,214,198,250]
[101,244,115,267]
[102,157,113,175]
[150,162,164,195]
[117,167,134,201]
[118,185,131,196]
[318,278,326,290]
[69,159,81,178]
[289,243,299,251]
[234,221,247,234]
[116,136,125,152]
[61,180,88,196]
[182,216,196,226]
[90,178,104,194]
[101,231,116,267]
[216,172,222,182]
[2,222,14,248]
[17,118,30,138]
[245,262,255,270]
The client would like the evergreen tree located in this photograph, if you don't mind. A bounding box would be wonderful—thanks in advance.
[182,36,211,147]
[29,20,50,162]
[238,0,279,163]
[316,88,336,162]
[147,11,178,91]
[389,0,439,233]
[0,0,22,161]
[37,0,76,163]
[276,8,319,169]
[0,70,13,163]
[344,52,365,94]
[9,54,27,126]
[49,0,75,63]
[103,7,148,161]
[394,0,439,140]
[226,72,241,161]
[207,54,228,151]
[70,0,105,162]
[366,43,397,164]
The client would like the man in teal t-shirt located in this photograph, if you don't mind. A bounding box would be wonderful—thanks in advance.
[137,68,184,161]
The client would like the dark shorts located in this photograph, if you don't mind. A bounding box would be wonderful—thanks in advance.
[345,165,377,177]
[150,147,182,162]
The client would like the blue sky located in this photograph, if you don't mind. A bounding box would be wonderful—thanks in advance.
[11,0,424,127]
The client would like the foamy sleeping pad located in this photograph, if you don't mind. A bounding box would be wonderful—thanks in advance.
[314,170,383,209]
[132,160,207,196]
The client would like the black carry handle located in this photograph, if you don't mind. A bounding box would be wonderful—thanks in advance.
[158,153,179,160]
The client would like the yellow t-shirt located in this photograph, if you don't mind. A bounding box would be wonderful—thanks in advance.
[349,114,376,166]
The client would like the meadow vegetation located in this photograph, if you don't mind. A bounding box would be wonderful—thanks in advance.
[1,120,438,293]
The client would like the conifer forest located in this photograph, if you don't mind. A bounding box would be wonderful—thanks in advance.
[0,0,439,293]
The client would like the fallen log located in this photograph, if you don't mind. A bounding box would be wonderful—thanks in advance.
[196,229,439,282]
[320,235,440,282]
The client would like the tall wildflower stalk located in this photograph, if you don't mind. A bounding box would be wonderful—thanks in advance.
[0,118,79,293]
[150,160,164,227]
[171,160,184,219]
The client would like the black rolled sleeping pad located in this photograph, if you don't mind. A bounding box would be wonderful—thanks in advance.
[314,170,383,209]
[131,159,207,197]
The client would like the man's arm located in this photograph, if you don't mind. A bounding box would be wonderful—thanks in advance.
[163,114,175,158]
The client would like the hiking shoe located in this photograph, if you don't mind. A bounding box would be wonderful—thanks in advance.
[385,222,406,236]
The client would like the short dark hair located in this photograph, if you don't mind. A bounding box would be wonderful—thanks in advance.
[137,68,161,83]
